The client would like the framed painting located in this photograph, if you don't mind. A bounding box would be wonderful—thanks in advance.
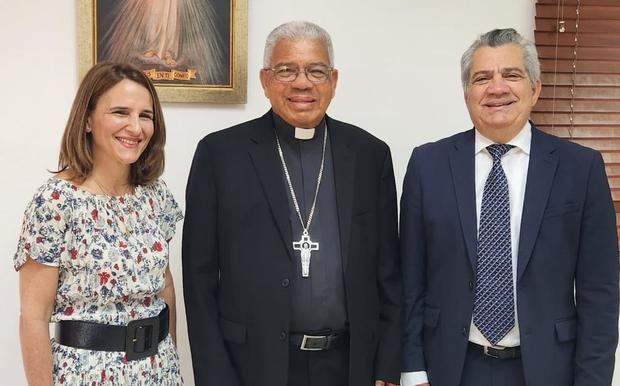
[78,0,247,103]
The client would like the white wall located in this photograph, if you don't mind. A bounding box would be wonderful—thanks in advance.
[1,1,617,385]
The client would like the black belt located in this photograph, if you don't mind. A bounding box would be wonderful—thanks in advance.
[470,342,521,359]
[290,330,349,351]
[55,305,169,361]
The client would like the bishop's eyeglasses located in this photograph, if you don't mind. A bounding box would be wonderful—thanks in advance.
[264,64,333,83]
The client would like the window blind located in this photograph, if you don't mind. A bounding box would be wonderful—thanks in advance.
[532,0,620,237]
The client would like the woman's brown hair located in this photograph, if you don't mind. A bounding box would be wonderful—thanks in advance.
[58,62,166,185]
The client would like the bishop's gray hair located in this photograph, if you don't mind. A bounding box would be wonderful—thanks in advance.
[460,28,540,91]
[263,21,335,68]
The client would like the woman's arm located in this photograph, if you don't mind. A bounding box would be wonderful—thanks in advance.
[160,265,177,345]
[19,258,58,386]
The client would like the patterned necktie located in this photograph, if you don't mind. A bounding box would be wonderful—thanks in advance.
[473,144,515,345]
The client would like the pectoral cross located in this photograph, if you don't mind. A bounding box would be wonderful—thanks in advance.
[293,233,319,278]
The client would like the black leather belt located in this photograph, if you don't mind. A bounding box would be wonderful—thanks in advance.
[290,330,349,351]
[470,342,521,359]
[55,305,169,361]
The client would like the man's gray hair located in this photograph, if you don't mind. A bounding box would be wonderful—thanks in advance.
[263,21,334,68]
[460,28,540,91]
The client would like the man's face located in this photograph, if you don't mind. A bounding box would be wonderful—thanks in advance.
[260,38,338,128]
[465,44,541,140]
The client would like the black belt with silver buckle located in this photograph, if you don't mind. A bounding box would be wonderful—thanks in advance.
[55,305,169,361]
[470,342,521,359]
[290,330,349,351]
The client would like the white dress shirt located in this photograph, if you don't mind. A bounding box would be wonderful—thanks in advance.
[401,123,531,386]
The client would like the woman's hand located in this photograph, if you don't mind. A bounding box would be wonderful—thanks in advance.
[160,265,177,345]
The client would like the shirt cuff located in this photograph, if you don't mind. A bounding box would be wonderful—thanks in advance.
[401,371,429,386]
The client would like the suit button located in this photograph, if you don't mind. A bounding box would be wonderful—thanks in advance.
[469,281,474,291]
[281,278,290,287]
[280,331,287,340]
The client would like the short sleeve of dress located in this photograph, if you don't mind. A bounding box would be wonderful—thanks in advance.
[151,180,183,242]
[14,180,71,271]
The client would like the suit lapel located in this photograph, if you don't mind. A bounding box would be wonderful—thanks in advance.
[449,130,478,273]
[247,112,294,260]
[328,117,356,271]
[517,127,558,280]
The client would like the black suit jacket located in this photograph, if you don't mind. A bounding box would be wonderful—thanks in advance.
[400,126,619,386]
[183,111,401,386]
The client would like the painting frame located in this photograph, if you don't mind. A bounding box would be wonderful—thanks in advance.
[77,0,247,103]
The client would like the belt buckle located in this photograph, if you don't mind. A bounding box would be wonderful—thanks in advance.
[483,345,504,359]
[300,334,326,351]
[125,315,160,361]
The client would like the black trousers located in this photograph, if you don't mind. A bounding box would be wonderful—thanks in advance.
[286,344,349,386]
[460,343,526,386]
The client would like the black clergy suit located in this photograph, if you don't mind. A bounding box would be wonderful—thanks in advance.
[400,125,619,386]
[183,111,401,386]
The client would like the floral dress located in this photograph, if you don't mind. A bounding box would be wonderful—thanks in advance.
[14,177,184,385]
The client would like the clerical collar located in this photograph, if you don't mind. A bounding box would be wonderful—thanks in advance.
[295,127,315,140]
[273,112,326,141]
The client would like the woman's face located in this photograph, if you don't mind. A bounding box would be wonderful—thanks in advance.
[87,79,154,171]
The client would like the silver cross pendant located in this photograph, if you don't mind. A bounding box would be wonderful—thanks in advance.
[293,233,319,278]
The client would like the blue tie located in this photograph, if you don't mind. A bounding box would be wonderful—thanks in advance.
[473,144,515,345]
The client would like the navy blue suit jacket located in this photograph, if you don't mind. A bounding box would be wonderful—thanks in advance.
[400,126,618,386]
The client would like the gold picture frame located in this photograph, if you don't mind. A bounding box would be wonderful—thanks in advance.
[78,0,247,103]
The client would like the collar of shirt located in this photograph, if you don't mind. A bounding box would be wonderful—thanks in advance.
[474,121,532,157]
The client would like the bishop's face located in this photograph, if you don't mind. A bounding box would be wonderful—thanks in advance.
[260,38,338,129]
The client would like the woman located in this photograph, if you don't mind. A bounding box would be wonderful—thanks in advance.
[15,62,183,385]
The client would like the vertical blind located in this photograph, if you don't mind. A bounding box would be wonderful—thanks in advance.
[531,0,620,239]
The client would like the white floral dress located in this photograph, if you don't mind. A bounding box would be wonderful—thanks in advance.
[14,177,184,385]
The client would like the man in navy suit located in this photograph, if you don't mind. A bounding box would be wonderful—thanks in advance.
[400,28,618,386]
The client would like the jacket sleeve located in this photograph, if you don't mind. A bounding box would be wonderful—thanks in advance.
[400,148,428,372]
[182,138,241,386]
[574,151,619,386]
[374,147,403,384]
